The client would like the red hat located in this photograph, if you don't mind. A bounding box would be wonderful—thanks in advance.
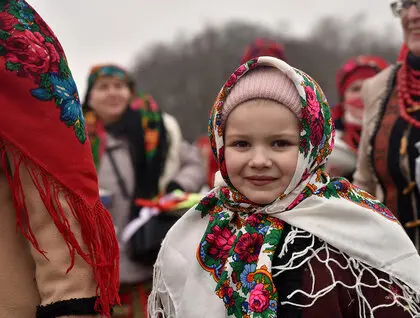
[336,55,389,101]
[241,38,286,64]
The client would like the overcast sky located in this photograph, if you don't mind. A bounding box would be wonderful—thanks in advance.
[29,0,402,96]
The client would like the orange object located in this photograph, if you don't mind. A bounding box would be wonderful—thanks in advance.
[134,193,188,212]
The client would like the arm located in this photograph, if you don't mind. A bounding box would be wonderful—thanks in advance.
[7,154,99,318]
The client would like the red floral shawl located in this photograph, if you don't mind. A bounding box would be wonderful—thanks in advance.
[0,1,119,315]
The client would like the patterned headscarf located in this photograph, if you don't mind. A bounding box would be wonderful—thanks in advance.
[0,1,119,315]
[195,57,399,317]
[241,38,286,64]
[85,64,135,99]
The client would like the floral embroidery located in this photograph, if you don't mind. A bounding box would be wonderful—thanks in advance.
[197,202,283,318]
[206,225,236,260]
[234,233,263,263]
[0,0,85,143]
[287,178,397,222]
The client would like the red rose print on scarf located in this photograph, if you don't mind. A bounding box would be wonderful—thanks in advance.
[0,12,18,32]
[218,146,229,179]
[200,191,215,207]
[301,168,311,182]
[226,73,238,88]
[221,187,231,199]
[234,233,263,263]
[304,86,320,118]
[234,64,247,77]
[249,283,270,312]
[31,12,66,58]
[300,135,309,154]
[218,284,235,307]
[288,193,306,209]
[302,86,324,146]
[310,116,324,146]
[247,213,263,227]
[3,30,60,79]
[206,225,236,260]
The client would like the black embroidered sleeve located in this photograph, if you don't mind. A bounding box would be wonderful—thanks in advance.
[36,297,101,318]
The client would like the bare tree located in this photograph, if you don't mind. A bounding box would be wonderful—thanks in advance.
[131,15,400,142]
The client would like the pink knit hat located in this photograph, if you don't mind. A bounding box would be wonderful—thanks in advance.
[222,67,301,123]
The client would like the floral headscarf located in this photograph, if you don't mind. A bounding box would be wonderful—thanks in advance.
[195,57,400,317]
[85,64,135,97]
[0,1,119,315]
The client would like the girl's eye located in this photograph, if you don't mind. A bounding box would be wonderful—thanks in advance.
[272,140,291,148]
[232,140,249,148]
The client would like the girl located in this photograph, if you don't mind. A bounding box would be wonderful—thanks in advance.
[149,57,420,317]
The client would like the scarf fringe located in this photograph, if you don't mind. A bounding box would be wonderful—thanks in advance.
[148,243,174,317]
[0,138,120,317]
[273,227,420,317]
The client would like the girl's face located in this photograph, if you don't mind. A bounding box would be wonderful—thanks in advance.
[224,99,300,205]
[88,76,132,124]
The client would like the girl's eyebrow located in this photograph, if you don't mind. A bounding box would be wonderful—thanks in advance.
[226,133,299,141]
[270,133,299,139]
[225,134,249,139]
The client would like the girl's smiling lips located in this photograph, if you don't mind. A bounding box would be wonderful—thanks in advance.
[245,176,278,186]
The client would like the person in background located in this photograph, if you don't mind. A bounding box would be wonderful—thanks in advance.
[354,0,420,251]
[0,1,119,317]
[327,56,389,179]
[83,64,205,318]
